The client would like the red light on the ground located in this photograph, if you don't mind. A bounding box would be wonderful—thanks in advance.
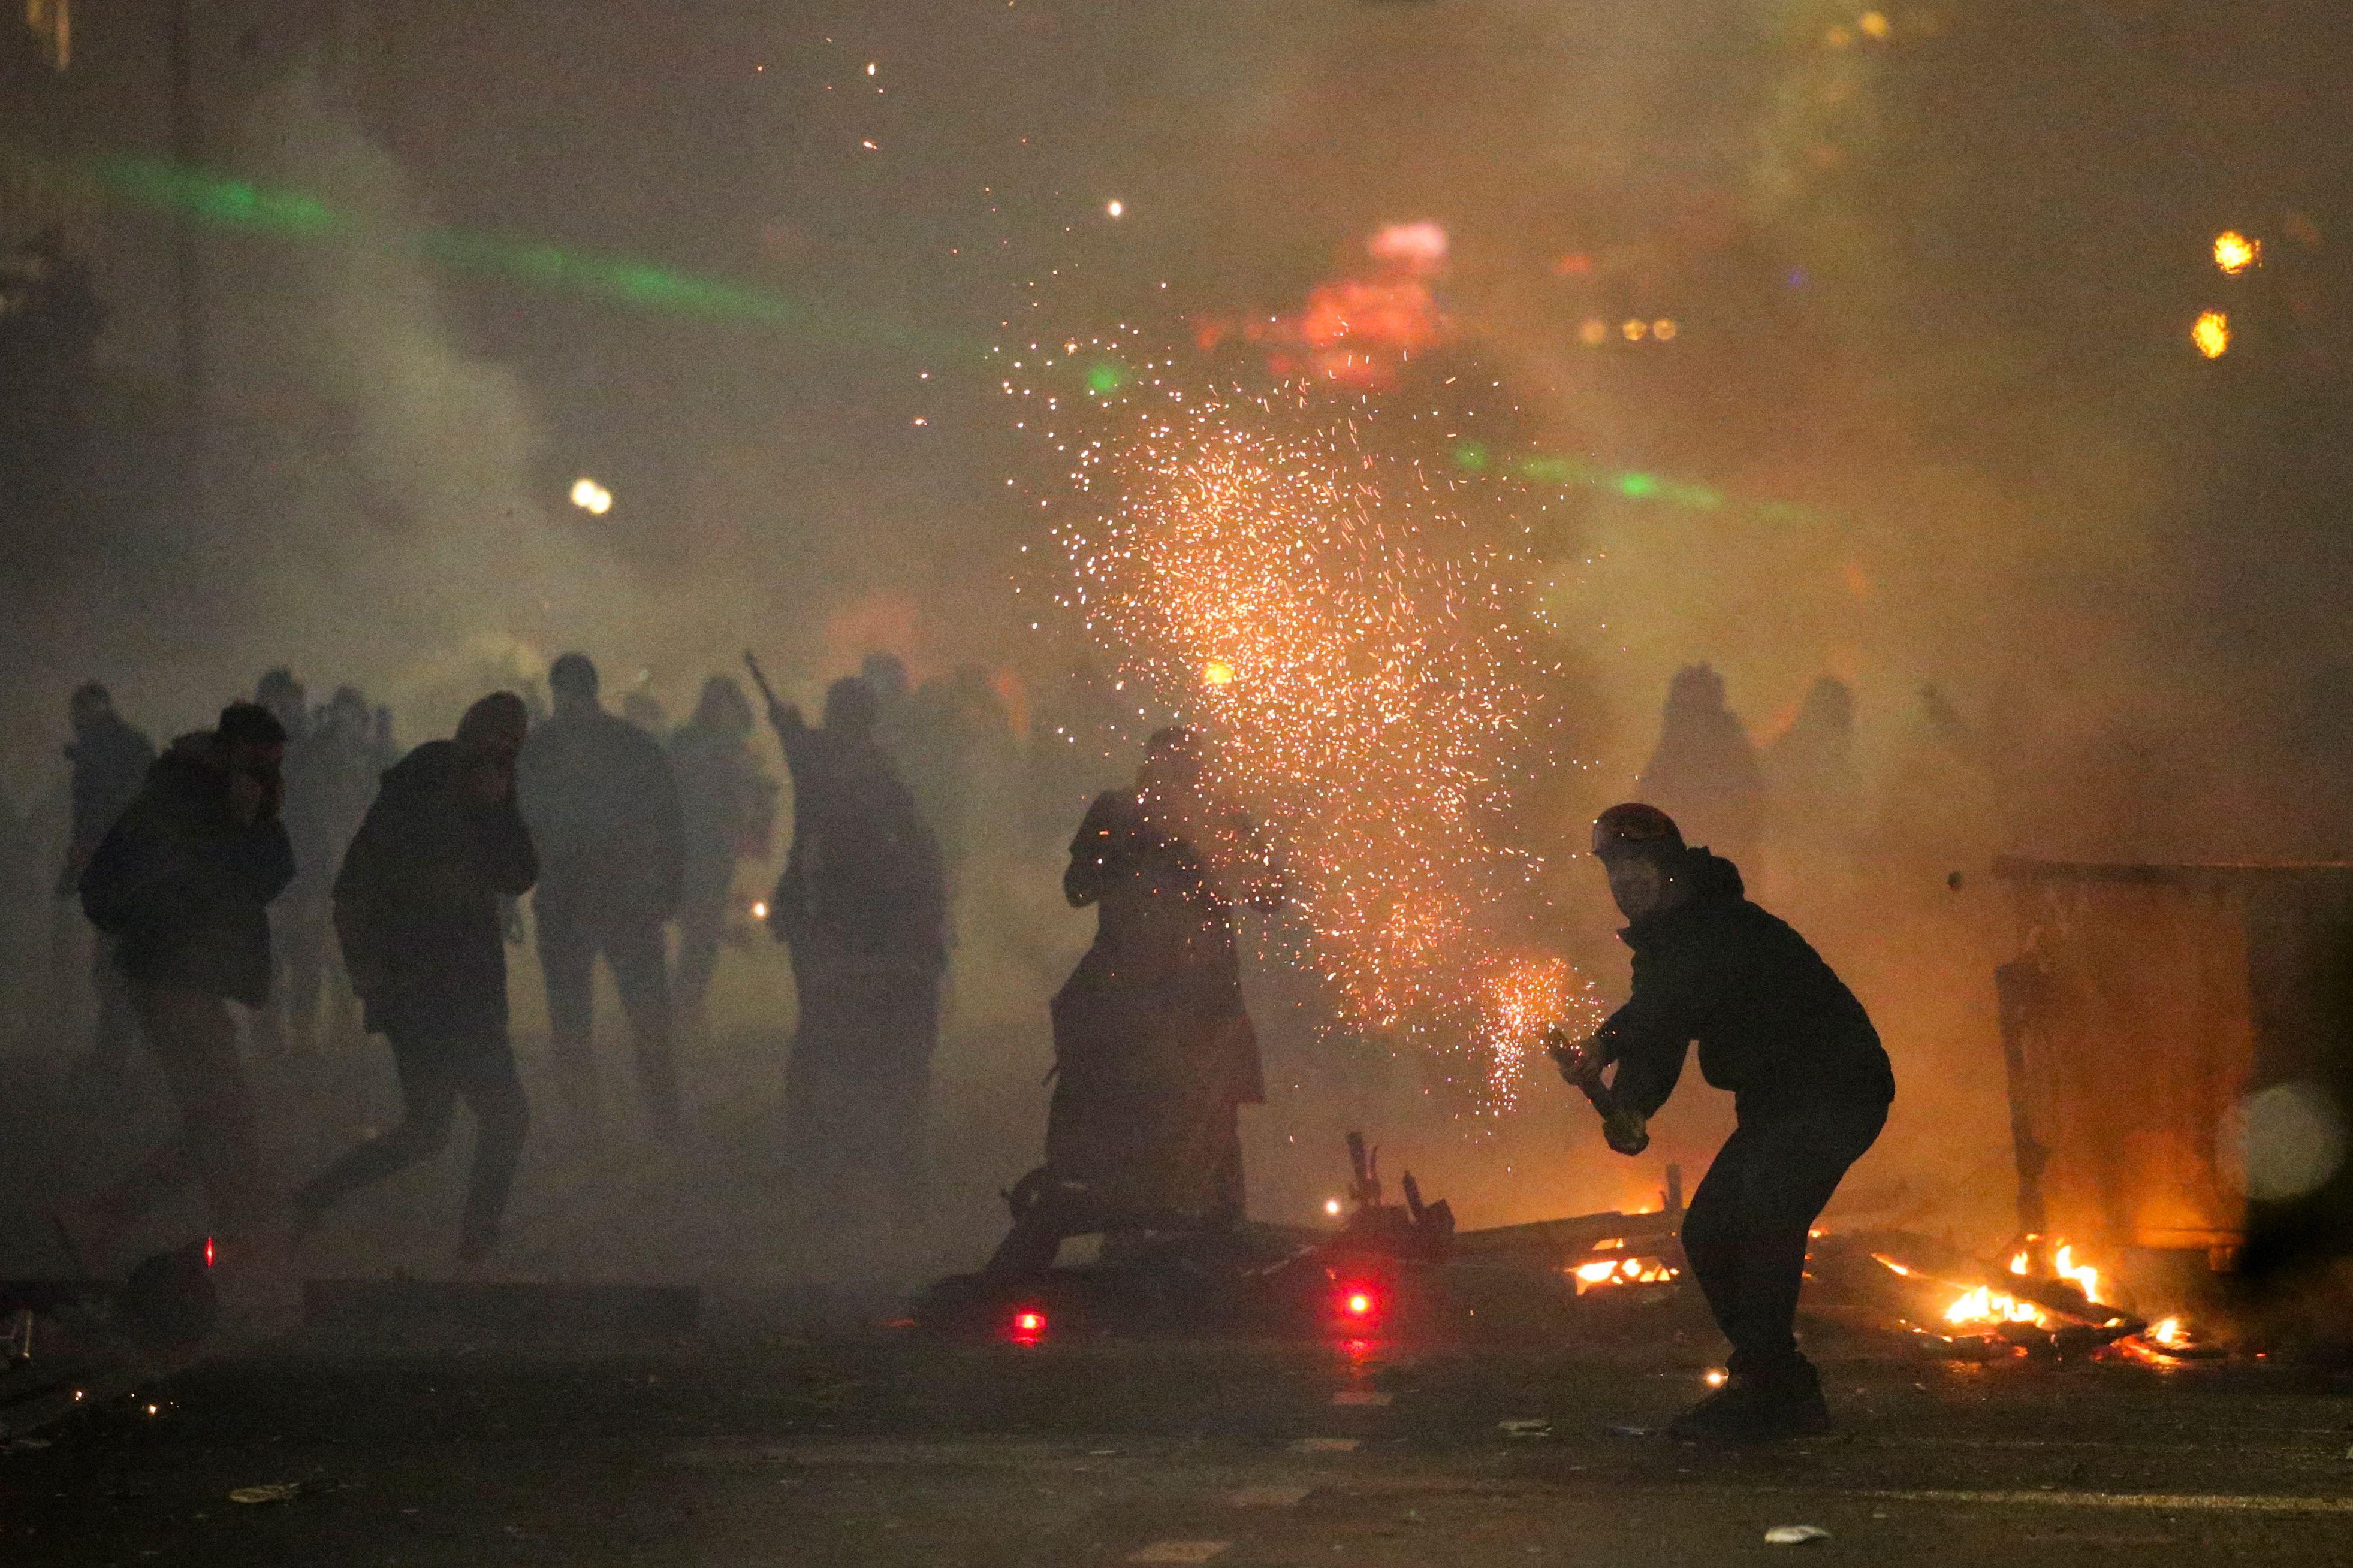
[1346,1292,1372,1316]
[203,1237,215,1269]
[1007,1307,1048,1344]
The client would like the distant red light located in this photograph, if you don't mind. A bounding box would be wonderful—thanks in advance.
[1346,1292,1372,1316]
[203,1236,215,1269]
[1014,1310,1045,1333]
[1007,1307,1048,1343]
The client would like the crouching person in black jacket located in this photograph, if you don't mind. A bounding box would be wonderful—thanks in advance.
[1559,803,1894,1442]
[294,694,537,1267]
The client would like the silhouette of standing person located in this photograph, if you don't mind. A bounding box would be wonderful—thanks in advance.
[518,654,686,1138]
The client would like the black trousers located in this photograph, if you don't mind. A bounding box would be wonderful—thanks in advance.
[1681,1101,1886,1379]
[295,1034,530,1256]
[535,893,678,1129]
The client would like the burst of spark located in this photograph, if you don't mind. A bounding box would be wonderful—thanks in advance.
[1012,358,1598,1108]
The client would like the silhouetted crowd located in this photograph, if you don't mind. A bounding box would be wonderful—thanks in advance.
[8,649,1977,1300]
[17,645,1263,1292]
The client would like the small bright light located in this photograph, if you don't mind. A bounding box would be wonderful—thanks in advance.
[1703,1368,1728,1388]
[2213,231,2260,276]
[203,1235,215,1268]
[1345,1292,1373,1316]
[1857,10,1890,38]
[1621,318,1646,341]
[1323,1198,1344,1217]
[1651,318,1678,342]
[2191,310,2231,359]
[1013,1310,1045,1333]
[751,901,769,921]
[1203,658,1236,687]
[569,476,613,515]
[865,61,877,75]
[1106,199,1124,219]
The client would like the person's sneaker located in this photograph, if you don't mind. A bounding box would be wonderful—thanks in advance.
[1670,1365,1832,1443]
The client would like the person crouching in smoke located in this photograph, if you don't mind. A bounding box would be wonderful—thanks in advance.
[985,726,1284,1279]
[1556,802,1893,1442]
[293,694,538,1267]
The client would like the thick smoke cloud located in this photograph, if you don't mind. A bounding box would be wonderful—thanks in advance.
[11,1,2349,1268]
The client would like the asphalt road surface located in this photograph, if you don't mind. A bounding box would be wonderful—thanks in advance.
[4,1311,2349,1567]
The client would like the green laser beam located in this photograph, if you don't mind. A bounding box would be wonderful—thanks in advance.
[1452,439,1815,524]
[81,153,943,348]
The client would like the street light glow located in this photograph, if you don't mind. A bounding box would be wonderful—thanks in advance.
[570,476,614,515]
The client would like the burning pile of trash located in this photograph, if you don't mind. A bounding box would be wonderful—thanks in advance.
[1795,1230,2222,1362]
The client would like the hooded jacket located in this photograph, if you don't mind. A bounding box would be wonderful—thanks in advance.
[336,740,538,1043]
[1599,849,1894,1123]
[80,733,295,1007]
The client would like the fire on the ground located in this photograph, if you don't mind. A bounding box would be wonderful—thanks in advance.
[1565,1225,2215,1361]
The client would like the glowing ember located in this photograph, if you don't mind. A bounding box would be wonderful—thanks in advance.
[2191,310,2231,359]
[2212,230,2260,276]
[1019,356,1595,1107]
[2147,1316,2191,1349]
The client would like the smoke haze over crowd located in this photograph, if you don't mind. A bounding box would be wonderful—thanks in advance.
[8,0,2353,1267]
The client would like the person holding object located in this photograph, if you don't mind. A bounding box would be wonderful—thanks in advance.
[294,693,538,1266]
[1558,802,1893,1442]
[749,658,946,1239]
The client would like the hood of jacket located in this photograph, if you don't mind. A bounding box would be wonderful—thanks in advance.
[1621,845,1745,947]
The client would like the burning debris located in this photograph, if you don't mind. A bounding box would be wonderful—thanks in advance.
[1569,1256,1681,1294]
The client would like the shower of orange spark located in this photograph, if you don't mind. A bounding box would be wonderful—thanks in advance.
[1010,340,1597,1107]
